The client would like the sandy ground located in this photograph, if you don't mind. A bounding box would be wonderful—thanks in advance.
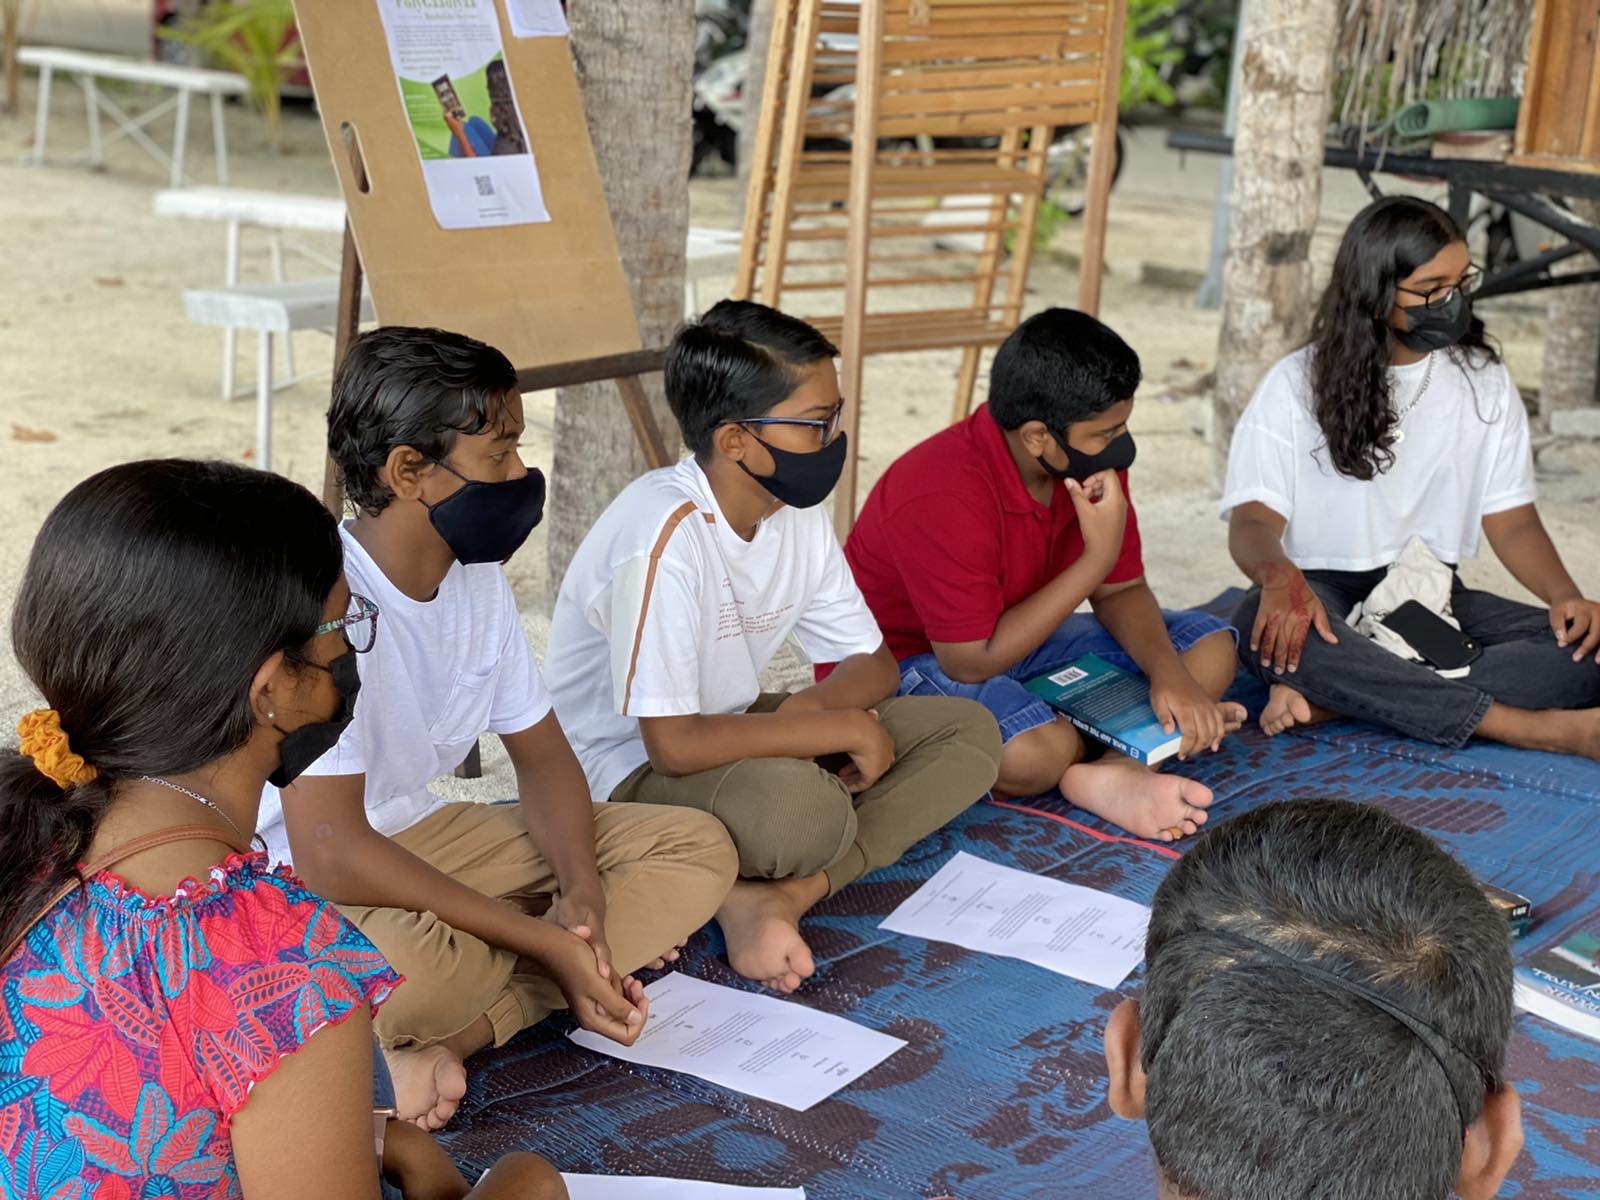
[3,64,1599,793]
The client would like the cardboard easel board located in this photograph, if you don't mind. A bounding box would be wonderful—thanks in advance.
[290,0,642,368]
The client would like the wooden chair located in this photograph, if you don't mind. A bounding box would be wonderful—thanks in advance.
[735,0,1126,531]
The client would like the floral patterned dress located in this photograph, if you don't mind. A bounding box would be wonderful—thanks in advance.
[0,853,401,1199]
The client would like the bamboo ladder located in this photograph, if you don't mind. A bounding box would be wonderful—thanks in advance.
[734,0,1126,534]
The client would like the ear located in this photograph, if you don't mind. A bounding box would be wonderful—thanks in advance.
[1455,1084,1523,1200]
[249,650,290,728]
[1017,420,1055,457]
[1104,998,1149,1121]
[379,445,434,502]
[711,421,752,465]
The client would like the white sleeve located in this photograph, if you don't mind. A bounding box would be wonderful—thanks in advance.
[604,551,706,718]
[790,513,885,665]
[1219,363,1298,523]
[486,578,554,735]
[1480,365,1538,515]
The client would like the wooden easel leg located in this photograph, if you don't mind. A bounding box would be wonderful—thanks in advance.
[952,346,983,424]
[615,373,671,470]
[322,219,364,516]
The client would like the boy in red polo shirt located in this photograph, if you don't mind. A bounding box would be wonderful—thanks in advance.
[845,308,1245,840]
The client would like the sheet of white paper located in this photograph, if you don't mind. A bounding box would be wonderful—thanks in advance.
[568,973,904,1112]
[507,0,570,38]
[375,0,550,230]
[561,1176,804,1200]
[879,851,1150,989]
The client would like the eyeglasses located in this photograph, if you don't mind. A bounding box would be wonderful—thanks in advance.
[314,592,380,654]
[1397,265,1482,310]
[736,397,846,446]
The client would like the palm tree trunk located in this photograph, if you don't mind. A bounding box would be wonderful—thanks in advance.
[1212,0,1340,486]
[547,6,693,595]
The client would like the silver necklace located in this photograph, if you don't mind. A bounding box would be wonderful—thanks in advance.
[137,775,251,848]
[1390,351,1435,445]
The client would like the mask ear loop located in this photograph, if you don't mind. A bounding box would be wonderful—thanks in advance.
[1149,928,1498,1139]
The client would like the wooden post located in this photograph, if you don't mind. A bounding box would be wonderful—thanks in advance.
[833,0,885,536]
[322,222,364,516]
[756,0,824,307]
[1076,0,1126,317]
[735,0,797,299]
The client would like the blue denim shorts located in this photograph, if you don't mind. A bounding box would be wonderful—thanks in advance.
[897,609,1234,743]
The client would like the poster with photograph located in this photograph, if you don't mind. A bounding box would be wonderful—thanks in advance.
[376,0,550,230]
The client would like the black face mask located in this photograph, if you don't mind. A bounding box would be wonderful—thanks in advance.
[1038,429,1137,483]
[424,462,547,565]
[269,648,361,789]
[739,431,849,510]
[1394,288,1472,354]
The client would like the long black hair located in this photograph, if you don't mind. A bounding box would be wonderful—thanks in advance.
[1306,196,1498,480]
[2,460,342,954]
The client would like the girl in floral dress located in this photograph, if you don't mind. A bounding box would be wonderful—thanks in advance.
[0,459,563,1200]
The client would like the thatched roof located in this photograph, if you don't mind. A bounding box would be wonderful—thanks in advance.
[1333,0,1535,132]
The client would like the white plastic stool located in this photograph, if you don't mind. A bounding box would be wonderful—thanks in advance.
[182,279,373,470]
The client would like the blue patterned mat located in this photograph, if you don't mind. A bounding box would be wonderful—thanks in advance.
[440,596,1600,1199]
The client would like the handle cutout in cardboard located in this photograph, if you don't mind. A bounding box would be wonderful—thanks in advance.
[340,122,371,194]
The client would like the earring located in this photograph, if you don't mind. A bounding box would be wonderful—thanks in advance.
[267,711,275,720]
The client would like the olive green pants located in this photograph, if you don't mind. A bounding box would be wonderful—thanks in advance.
[610,694,1001,896]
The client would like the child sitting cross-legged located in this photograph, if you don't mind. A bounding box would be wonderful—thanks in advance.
[260,327,739,1131]
[844,308,1245,842]
[543,300,1003,995]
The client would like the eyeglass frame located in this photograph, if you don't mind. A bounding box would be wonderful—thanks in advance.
[730,397,846,446]
[1395,264,1482,310]
[311,592,380,654]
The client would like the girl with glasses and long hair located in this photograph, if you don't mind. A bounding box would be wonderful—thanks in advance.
[1221,196,1600,759]
[0,459,562,1199]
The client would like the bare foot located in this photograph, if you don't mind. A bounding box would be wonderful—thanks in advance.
[1060,754,1214,843]
[715,876,826,994]
[1260,684,1334,736]
[385,1044,468,1132]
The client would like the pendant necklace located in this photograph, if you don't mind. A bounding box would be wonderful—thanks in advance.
[138,775,252,849]
[1390,351,1435,446]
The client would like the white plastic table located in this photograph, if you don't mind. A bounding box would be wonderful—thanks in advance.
[155,186,347,399]
[22,47,247,187]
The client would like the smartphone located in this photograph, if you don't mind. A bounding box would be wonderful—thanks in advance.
[1381,600,1482,670]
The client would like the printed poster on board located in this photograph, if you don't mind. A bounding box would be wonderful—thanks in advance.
[376,0,550,230]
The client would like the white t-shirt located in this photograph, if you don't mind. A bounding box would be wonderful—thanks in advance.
[256,523,553,868]
[544,457,884,803]
[1219,346,1536,571]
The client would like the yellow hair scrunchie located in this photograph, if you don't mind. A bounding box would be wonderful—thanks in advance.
[17,709,99,790]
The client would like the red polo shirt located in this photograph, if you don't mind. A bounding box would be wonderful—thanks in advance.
[844,403,1144,660]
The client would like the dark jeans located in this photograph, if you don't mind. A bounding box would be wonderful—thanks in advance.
[1231,569,1600,748]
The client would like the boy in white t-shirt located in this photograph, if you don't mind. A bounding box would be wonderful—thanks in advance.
[259,326,738,1130]
[544,300,1003,995]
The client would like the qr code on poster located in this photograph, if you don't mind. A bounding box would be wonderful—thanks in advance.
[1047,666,1088,686]
[474,175,495,197]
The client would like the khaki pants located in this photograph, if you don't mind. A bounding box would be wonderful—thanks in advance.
[610,694,1001,896]
[343,801,737,1051]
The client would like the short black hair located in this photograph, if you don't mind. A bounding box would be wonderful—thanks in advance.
[1140,799,1512,1200]
[329,325,518,515]
[664,299,838,457]
[988,307,1141,431]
